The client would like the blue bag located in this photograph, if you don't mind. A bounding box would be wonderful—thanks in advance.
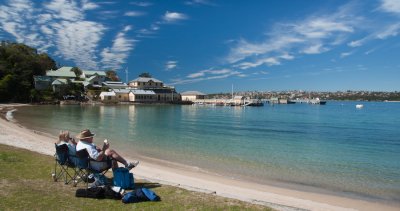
[113,167,134,189]
[121,188,160,203]
[141,188,160,201]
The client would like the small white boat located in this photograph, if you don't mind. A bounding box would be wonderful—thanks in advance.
[356,104,364,109]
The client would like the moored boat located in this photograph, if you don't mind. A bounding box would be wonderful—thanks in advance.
[356,104,364,109]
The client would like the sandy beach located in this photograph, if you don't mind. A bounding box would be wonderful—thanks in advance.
[0,104,398,211]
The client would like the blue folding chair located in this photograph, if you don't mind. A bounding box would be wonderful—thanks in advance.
[52,144,77,185]
[73,149,112,188]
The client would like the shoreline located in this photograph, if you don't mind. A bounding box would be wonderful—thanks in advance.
[0,104,398,211]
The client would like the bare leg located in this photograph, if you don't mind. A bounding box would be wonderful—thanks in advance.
[105,149,128,166]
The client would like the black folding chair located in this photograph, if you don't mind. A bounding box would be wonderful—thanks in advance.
[52,144,77,185]
[74,149,112,188]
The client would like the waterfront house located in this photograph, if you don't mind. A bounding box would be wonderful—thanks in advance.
[33,76,52,90]
[51,79,68,92]
[113,89,131,102]
[99,91,117,103]
[129,77,163,89]
[181,91,206,102]
[43,66,107,89]
[46,67,78,79]
[129,90,156,103]
[102,81,128,90]
[128,77,180,103]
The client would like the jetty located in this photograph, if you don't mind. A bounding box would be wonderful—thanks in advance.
[192,97,263,107]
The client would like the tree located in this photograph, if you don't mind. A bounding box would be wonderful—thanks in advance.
[71,67,82,78]
[139,72,152,78]
[106,70,120,81]
[0,41,57,102]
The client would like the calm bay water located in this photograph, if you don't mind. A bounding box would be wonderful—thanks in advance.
[14,101,400,203]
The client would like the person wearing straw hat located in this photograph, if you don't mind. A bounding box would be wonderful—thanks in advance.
[76,129,139,171]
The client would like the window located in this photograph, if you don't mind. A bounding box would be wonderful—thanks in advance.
[108,96,111,100]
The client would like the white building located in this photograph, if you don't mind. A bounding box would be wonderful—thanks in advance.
[128,77,180,103]
[99,92,117,103]
[181,91,206,102]
[129,90,156,103]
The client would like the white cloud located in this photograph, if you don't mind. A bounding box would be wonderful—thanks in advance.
[101,27,135,70]
[37,14,53,24]
[123,25,133,32]
[225,4,360,69]
[187,72,205,78]
[279,53,294,60]
[124,11,146,17]
[302,44,328,54]
[207,69,231,74]
[163,11,188,23]
[81,0,99,10]
[365,48,376,55]
[185,0,216,6]
[348,23,400,48]
[45,0,84,21]
[376,23,400,39]
[379,0,400,14]
[0,0,41,47]
[54,20,106,69]
[130,2,153,7]
[226,36,304,64]
[340,51,354,58]
[348,39,364,47]
[165,61,178,70]
[40,25,53,35]
[151,24,160,31]
[0,0,139,70]
[236,57,281,70]
[187,68,236,78]
[293,18,354,39]
[172,68,242,85]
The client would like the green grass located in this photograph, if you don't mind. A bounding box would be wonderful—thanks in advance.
[0,144,274,211]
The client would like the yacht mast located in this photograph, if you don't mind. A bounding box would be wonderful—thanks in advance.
[231,84,233,99]
[125,67,128,84]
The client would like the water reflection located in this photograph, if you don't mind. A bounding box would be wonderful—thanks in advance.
[128,105,137,137]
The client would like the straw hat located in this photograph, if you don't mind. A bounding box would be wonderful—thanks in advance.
[76,129,95,139]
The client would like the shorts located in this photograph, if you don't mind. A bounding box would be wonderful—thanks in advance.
[90,157,112,172]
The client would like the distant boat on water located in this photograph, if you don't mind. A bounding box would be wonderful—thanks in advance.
[309,98,326,105]
[356,104,364,109]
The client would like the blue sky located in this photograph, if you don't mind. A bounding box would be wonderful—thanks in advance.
[0,0,399,93]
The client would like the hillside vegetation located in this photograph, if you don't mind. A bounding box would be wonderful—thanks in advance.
[0,41,56,102]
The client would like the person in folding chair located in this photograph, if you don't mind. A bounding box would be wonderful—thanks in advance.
[75,129,139,172]
[53,130,78,184]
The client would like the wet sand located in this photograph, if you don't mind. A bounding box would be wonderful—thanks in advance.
[0,104,398,211]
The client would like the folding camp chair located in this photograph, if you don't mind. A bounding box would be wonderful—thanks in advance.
[52,144,77,185]
[73,149,112,188]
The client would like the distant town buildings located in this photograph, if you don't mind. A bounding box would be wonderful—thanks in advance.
[34,66,181,103]
[100,76,180,103]
[34,66,399,103]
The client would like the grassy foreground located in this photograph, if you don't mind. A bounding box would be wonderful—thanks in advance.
[0,144,273,211]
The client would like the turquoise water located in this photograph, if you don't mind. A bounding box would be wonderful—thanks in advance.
[14,102,400,203]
